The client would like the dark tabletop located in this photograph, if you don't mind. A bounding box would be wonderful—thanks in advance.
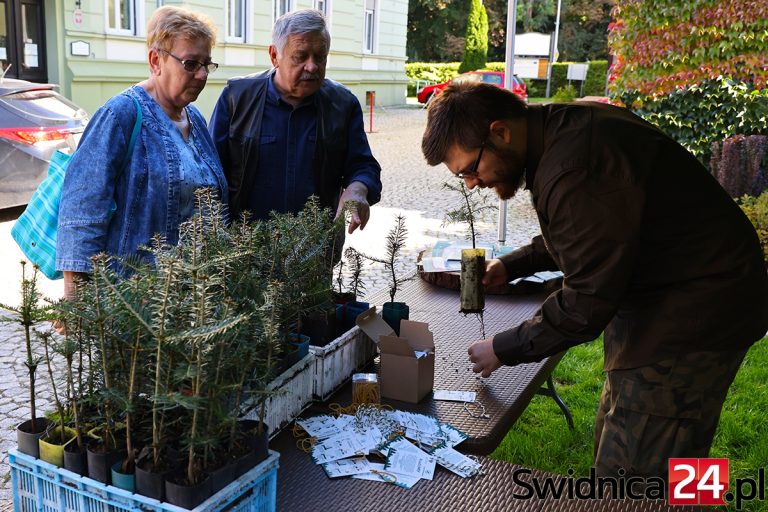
[269,278,700,512]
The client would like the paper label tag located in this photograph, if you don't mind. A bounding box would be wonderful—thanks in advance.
[311,433,367,464]
[433,390,476,402]
[431,445,482,478]
[439,423,469,448]
[384,437,436,480]
[393,411,441,435]
[297,415,344,440]
[351,462,421,489]
[322,458,373,478]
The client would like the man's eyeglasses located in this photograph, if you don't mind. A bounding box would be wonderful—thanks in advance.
[158,48,218,74]
[456,140,486,179]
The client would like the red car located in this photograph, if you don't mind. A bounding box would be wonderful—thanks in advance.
[416,70,528,104]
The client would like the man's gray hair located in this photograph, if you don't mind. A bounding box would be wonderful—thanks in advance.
[272,9,330,55]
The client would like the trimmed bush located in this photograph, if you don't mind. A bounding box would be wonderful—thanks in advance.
[552,84,577,102]
[738,191,768,264]
[406,60,608,99]
[711,135,768,198]
[405,62,461,84]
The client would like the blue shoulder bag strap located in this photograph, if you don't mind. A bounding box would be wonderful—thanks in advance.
[120,95,143,173]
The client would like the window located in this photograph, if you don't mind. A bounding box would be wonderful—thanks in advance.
[314,0,328,16]
[227,0,249,43]
[105,0,135,35]
[274,0,291,21]
[363,0,376,53]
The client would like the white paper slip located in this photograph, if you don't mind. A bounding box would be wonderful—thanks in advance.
[386,436,428,455]
[297,415,344,440]
[433,390,477,402]
[395,411,441,435]
[311,433,367,464]
[431,445,482,478]
[361,426,387,453]
[385,446,436,480]
[439,423,469,448]
[322,457,373,478]
[405,428,444,448]
[351,463,421,489]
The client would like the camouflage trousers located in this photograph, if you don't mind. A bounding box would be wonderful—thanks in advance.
[593,349,747,479]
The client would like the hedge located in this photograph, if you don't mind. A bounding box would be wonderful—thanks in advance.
[405,60,608,98]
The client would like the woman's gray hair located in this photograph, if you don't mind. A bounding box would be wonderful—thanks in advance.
[272,9,330,55]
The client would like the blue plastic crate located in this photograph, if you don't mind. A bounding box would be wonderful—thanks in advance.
[9,448,278,512]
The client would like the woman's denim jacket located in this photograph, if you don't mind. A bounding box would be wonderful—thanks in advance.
[57,86,228,273]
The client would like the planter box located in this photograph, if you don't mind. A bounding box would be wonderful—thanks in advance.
[243,353,315,438]
[9,448,279,512]
[309,325,377,401]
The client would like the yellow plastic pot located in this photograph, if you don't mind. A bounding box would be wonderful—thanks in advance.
[39,426,77,467]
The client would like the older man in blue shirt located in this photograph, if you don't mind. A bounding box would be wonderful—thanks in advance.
[209,8,381,234]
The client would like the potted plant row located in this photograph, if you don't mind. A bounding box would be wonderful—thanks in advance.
[4,190,343,510]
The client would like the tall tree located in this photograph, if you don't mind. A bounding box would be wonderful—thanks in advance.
[407,0,466,62]
[484,0,555,62]
[459,0,489,72]
[559,0,614,61]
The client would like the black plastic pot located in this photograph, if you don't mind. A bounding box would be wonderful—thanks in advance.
[209,459,237,494]
[165,474,212,510]
[235,420,269,477]
[86,444,122,484]
[16,418,50,458]
[382,301,409,335]
[136,463,167,501]
[332,291,356,305]
[336,300,370,333]
[63,442,88,476]
[135,453,178,502]
[301,306,337,347]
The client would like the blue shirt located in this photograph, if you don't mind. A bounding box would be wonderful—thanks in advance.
[57,86,228,273]
[209,71,381,221]
[247,78,317,219]
[170,113,221,220]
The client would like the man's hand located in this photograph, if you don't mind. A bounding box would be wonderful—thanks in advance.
[468,337,503,378]
[336,182,370,234]
[482,258,509,287]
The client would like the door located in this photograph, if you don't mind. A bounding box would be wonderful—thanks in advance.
[0,0,47,82]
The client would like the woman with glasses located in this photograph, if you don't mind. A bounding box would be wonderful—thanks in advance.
[57,5,226,298]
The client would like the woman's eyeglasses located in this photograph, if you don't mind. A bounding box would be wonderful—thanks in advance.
[158,48,218,74]
[456,140,486,179]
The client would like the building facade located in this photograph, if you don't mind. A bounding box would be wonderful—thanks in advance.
[1,0,408,118]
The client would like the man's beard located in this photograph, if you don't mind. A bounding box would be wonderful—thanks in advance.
[487,143,526,200]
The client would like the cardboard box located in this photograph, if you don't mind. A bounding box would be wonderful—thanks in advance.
[356,307,435,403]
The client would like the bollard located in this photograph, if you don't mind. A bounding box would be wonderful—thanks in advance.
[368,91,375,133]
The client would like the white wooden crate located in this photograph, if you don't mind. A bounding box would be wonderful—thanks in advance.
[242,353,315,438]
[309,326,377,401]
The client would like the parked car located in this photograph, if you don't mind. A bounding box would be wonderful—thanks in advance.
[416,70,528,104]
[0,79,88,209]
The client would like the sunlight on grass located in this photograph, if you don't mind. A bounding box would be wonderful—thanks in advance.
[491,335,768,512]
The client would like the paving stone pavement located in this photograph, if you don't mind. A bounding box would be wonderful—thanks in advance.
[0,102,541,505]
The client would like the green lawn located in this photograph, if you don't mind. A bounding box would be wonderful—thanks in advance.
[492,335,768,511]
